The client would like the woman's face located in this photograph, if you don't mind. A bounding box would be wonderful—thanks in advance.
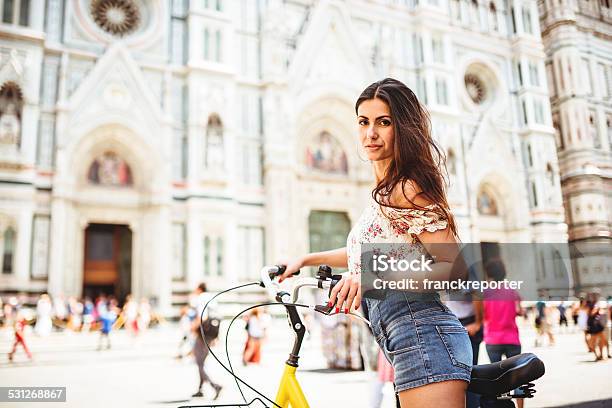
[357,98,394,162]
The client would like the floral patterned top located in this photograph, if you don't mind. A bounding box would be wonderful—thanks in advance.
[346,196,448,275]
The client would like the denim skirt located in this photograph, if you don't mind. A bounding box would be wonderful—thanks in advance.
[364,291,472,393]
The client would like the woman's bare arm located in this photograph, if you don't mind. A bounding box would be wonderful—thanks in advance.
[301,247,348,268]
[278,247,348,282]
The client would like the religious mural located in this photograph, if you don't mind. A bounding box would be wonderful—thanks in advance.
[305,131,348,175]
[87,152,133,186]
[477,188,498,216]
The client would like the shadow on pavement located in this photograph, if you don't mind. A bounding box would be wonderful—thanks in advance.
[152,399,191,404]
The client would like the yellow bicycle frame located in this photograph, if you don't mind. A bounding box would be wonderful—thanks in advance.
[274,363,309,408]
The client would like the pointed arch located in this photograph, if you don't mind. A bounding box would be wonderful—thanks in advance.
[2,226,16,274]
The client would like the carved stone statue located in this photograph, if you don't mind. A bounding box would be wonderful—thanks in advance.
[205,115,224,170]
[206,128,224,169]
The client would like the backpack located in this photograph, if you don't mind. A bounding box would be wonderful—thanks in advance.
[201,317,221,341]
[588,314,604,334]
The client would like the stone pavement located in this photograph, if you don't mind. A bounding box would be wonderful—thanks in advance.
[0,317,610,408]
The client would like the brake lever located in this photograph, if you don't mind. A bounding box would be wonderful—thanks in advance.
[314,304,335,315]
[314,304,371,327]
[313,266,343,315]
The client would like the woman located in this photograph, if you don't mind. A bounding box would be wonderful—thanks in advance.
[280,78,472,407]
[34,294,52,337]
[371,349,395,408]
[586,305,610,361]
[242,308,266,365]
[482,259,524,408]
[122,294,139,336]
[577,300,591,351]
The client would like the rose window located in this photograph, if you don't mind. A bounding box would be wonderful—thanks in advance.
[464,74,486,105]
[91,0,140,37]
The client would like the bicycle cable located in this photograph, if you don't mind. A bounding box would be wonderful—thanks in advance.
[198,282,313,408]
[224,301,314,407]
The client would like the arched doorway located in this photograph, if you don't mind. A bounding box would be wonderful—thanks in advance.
[80,150,136,303]
[83,223,132,303]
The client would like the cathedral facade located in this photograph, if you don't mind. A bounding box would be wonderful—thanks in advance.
[0,0,582,315]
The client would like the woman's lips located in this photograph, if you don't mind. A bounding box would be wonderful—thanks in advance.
[365,145,382,150]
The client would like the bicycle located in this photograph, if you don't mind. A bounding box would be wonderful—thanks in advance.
[181,265,545,408]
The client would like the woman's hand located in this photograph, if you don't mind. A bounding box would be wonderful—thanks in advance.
[328,272,362,314]
[278,258,304,283]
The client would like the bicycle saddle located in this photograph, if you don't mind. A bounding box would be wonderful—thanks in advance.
[467,353,545,396]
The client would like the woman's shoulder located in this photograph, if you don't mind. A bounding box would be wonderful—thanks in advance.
[387,180,435,209]
[376,184,447,235]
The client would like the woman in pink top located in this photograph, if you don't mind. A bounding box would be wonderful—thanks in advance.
[483,258,524,407]
[370,349,395,408]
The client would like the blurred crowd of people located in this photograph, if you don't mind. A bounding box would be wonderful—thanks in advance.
[519,293,612,361]
[1,292,158,360]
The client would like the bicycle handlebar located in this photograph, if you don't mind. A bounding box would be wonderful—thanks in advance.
[259,264,370,326]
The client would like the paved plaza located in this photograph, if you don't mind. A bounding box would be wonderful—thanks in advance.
[1,317,611,408]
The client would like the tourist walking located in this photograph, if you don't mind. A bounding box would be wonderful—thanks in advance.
[8,311,33,362]
[191,283,222,400]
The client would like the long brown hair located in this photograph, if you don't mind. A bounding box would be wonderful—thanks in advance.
[355,78,457,237]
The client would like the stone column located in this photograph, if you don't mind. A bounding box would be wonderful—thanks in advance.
[186,204,201,289]
[29,0,45,30]
[262,85,296,263]
[127,220,141,300]
[15,207,33,284]
[47,197,68,297]
[143,203,172,316]
[225,218,239,282]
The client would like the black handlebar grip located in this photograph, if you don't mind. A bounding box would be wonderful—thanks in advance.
[269,265,300,279]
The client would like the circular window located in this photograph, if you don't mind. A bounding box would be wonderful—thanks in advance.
[91,0,141,37]
[462,63,500,110]
[465,74,486,105]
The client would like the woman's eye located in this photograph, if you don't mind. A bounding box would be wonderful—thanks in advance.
[379,119,391,126]
[358,119,368,126]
